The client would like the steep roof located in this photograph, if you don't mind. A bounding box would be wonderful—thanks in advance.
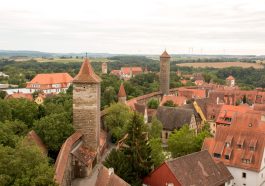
[226,75,235,80]
[120,67,143,75]
[134,103,146,115]
[95,166,130,186]
[26,130,48,155]
[73,58,101,83]
[6,92,33,101]
[202,126,265,172]
[156,106,194,130]
[160,50,171,58]
[27,73,73,85]
[118,83,126,97]
[166,150,233,186]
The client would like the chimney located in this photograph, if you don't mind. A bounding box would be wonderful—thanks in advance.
[108,168,114,175]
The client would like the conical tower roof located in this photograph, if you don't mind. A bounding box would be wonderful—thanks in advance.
[160,50,171,58]
[118,83,126,97]
[73,58,101,83]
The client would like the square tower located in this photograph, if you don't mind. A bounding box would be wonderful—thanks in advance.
[73,58,101,152]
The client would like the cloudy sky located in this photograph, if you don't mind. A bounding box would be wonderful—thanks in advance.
[1,0,265,55]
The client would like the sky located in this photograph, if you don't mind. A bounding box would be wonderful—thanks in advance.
[1,0,265,55]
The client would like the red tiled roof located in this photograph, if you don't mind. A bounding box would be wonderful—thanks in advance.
[118,83,126,97]
[6,92,33,101]
[26,73,73,87]
[95,166,130,186]
[216,105,250,125]
[121,67,142,75]
[73,58,101,83]
[160,95,187,106]
[202,126,265,172]
[160,50,171,58]
[27,130,48,155]
[54,131,82,184]
[226,75,235,80]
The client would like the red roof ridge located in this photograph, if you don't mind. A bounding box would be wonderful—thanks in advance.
[160,50,171,58]
[118,83,126,97]
[73,58,101,83]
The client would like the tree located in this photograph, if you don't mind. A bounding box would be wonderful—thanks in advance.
[0,141,56,186]
[147,99,159,109]
[168,125,197,158]
[104,112,153,186]
[149,138,165,168]
[0,90,7,99]
[123,112,153,185]
[0,120,28,148]
[105,103,133,142]
[7,99,39,127]
[162,100,177,107]
[0,99,12,122]
[149,117,163,139]
[34,112,74,153]
[168,124,211,158]
[102,86,116,107]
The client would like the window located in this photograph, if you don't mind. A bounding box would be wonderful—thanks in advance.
[242,172,246,178]
[213,153,221,158]
[225,154,230,160]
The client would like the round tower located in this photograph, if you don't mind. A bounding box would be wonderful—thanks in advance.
[159,50,171,95]
[102,62,107,74]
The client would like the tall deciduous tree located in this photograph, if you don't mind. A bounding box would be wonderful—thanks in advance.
[0,141,56,186]
[34,112,74,153]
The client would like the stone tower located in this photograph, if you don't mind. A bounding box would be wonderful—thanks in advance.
[160,50,171,95]
[73,58,101,152]
[102,62,107,74]
[118,83,127,103]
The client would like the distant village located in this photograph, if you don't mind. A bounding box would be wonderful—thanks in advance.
[1,50,265,186]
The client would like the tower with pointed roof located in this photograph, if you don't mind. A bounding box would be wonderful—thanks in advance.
[160,50,171,95]
[73,57,101,153]
[118,83,127,103]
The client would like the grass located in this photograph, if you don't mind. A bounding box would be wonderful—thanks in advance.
[176,62,264,69]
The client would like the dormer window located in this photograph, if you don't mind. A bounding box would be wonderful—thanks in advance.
[225,135,233,147]
[225,148,232,160]
[237,137,244,149]
[241,151,254,164]
[249,139,257,151]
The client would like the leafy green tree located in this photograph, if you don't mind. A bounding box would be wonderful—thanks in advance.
[105,103,133,142]
[168,124,211,158]
[162,100,177,107]
[0,99,12,122]
[0,141,56,186]
[0,90,7,99]
[147,99,159,109]
[168,125,197,158]
[149,138,165,168]
[7,99,39,127]
[0,120,27,148]
[102,86,116,107]
[149,117,163,139]
[34,112,74,152]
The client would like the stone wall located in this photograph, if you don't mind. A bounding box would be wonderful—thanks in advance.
[73,83,100,152]
[160,57,170,95]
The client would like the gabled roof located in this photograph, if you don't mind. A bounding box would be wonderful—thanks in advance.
[202,126,265,172]
[27,73,73,85]
[166,150,233,186]
[118,83,126,97]
[156,106,194,130]
[73,58,101,83]
[95,166,130,186]
[160,50,171,58]
[120,67,143,75]
[5,92,33,101]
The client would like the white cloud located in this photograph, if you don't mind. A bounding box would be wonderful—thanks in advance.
[0,0,265,55]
